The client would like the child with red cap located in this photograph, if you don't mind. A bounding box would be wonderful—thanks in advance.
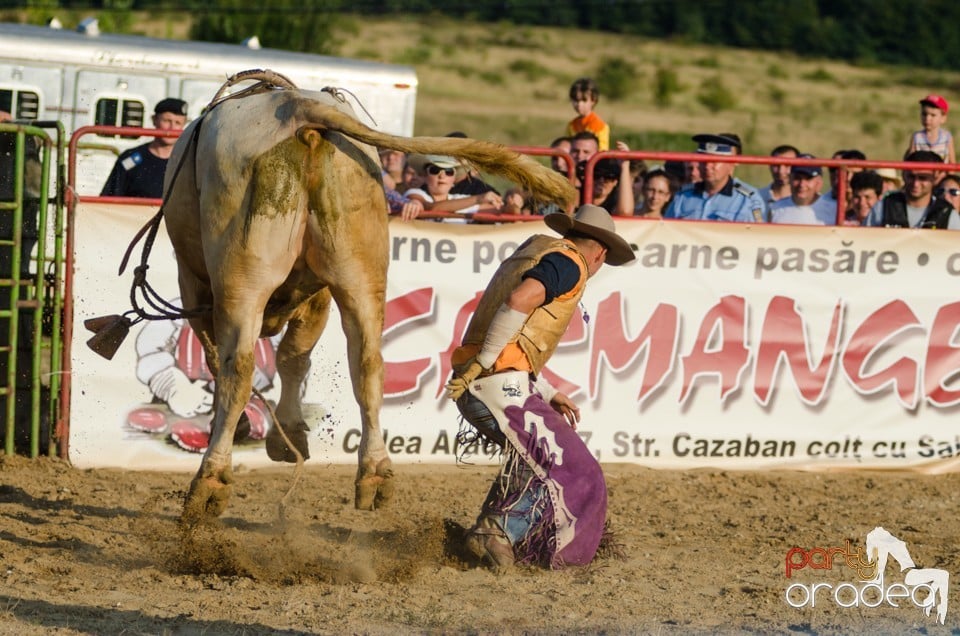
[907,94,955,164]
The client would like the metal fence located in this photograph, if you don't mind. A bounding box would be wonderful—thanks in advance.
[0,120,66,458]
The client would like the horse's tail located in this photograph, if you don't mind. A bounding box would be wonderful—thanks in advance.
[296,99,578,210]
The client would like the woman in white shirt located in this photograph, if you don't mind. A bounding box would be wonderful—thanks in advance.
[404,154,502,222]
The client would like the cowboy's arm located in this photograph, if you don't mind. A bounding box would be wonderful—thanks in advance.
[445,278,543,399]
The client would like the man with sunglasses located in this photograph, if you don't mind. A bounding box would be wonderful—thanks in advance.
[863,151,953,228]
[664,132,764,223]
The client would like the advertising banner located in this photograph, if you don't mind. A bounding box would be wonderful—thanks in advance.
[70,203,960,472]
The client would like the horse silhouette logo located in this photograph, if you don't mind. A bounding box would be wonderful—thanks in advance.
[865,527,949,625]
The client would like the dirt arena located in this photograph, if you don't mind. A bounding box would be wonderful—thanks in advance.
[1,454,958,635]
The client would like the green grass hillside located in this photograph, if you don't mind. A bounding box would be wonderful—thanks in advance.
[21,11,958,182]
[332,16,960,183]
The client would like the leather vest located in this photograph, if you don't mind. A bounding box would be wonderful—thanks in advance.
[457,234,588,376]
[881,191,953,228]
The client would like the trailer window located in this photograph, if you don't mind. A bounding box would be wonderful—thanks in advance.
[0,89,40,120]
[94,97,146,138]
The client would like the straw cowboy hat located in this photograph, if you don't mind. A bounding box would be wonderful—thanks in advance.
[405,153,462,175]
[875,168,904,190]
[544,205,636,266]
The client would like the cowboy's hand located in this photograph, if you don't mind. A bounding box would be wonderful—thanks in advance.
[550,392,581,429]
[445,361,484,401]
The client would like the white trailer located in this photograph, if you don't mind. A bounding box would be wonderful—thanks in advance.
[0,21,418,194]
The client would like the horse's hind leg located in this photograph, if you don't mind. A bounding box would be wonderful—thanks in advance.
[266,289,333,462]
[330,272,392,510]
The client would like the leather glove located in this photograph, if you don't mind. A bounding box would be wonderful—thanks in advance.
[445,361,484,401]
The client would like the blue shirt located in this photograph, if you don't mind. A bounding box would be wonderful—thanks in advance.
[523,251,580,305]
[664,177,765,222]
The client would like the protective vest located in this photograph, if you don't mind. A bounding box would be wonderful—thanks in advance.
[455,235,588,376]
[881,191,953,228]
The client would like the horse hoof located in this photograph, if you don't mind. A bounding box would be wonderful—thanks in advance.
[180,473,233,527]
[265,421,310,463]
[355,457,394,510]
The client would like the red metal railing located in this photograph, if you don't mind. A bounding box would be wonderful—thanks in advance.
[61,125,173,456]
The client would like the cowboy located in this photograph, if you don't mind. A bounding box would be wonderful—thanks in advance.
[446,204,635,571]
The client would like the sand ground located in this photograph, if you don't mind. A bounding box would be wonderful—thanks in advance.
[1,454,958,635]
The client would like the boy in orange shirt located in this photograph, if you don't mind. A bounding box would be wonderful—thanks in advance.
[566,78,610,151]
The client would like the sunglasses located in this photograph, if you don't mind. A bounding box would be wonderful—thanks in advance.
[426,164,456,176]
[936,187,960,197]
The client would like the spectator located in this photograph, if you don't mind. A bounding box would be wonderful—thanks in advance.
[536,136,579,216]
[875,168,903,196]
[769,154,837,225]
[933,173,960,229]
[684,161,702,185]
[379,149,406,192]
[634,168,677,219]
[570,131,600,201]
[570,131,599,166]
[404,154,502,222]
[446,131,498,196]
[845,170,883,226]
[384,186,424,221]
[590,154,634,216]
[400,157,424,193]
[757,144,799,214]
[501,188,531,216]
[566,78,610,151]
[628,158,648,206]
[907,94,955,164]
[549,135,573,176]
[663,160,688,186]
[664,133,764,222]
[826,148,866,210]
[101,97,188,198]
[863,150,951,228]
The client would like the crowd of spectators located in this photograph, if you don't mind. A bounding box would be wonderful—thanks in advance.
[377,82,960,228]
[103,86,960,230]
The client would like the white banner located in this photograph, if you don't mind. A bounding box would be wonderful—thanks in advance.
[70,203,960,472]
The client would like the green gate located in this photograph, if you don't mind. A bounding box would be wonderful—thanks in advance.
[0,121,66,458]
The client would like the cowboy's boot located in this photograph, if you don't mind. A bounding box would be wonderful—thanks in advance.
[464,516,514,573]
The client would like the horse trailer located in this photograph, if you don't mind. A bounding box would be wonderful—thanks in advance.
[0,21,418,194]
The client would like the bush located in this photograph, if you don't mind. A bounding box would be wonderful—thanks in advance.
[861,120,881,137]
[508,59,549,81]
[395,46,432,65]
[595,56,636,101]
[653,67,681,107]
[618,129,694,152]
[801,67,835,82]
[766,63,788,79]
[697,76,736,112]
[768,85,786,108]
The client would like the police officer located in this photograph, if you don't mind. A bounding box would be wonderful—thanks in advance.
[664,132,764,223]
[101,97,188,199]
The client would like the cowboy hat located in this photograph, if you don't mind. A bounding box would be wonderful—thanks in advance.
[874,167,904,189]
[405,153,462,175]
[544,205,635,266]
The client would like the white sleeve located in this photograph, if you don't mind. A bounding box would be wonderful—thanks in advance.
[534,374,558,403]
[476,303,529,369]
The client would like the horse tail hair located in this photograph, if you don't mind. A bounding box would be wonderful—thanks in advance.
[297,100,577,211]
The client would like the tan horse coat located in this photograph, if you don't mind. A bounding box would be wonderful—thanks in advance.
[162,79,576,524]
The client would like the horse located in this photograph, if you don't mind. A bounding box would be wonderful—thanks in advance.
[158,70,576,525]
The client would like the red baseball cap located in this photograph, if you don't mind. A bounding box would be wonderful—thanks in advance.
[920,94,949,113]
